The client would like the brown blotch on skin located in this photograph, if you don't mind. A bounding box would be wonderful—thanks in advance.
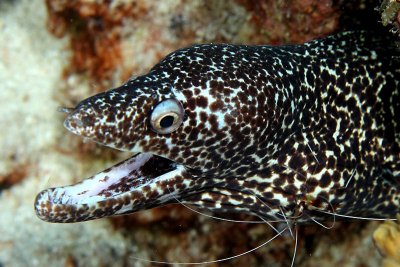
[288,153,306,170]
[196,95,208,108]
[210,99,224,112]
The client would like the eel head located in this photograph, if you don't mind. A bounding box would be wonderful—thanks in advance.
[34,67,273,222]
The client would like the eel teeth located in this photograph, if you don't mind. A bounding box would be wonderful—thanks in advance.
[34,153,185,223]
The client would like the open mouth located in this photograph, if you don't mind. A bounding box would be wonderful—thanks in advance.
[34,153,185,223]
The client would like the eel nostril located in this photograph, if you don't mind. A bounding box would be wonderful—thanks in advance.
[57,107,75,114]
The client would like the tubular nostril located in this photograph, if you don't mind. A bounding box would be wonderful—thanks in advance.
[57,107,75,114]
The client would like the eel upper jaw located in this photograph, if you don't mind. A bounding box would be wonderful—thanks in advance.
[34,152,190,223]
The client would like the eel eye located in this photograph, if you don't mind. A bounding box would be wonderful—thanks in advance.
[150,98,184,134]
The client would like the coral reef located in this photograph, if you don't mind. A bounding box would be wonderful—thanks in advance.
[45,0,250,90]
[380,0,400,35]
[374,215,400,267]
[45,0,149,88]
[235,0,340,44]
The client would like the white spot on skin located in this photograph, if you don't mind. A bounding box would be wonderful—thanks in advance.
[171,86,186,102]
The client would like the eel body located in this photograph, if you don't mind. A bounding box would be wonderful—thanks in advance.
[35,31,400,223]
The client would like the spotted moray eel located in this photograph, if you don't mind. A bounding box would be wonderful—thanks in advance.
[35,31,400,223]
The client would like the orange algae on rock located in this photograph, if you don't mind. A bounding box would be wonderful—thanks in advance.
[373,215,400,267]
[45,0,149,88]
[235,0,340,44]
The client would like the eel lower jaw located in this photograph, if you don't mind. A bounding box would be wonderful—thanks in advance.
[34,153,186,223]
